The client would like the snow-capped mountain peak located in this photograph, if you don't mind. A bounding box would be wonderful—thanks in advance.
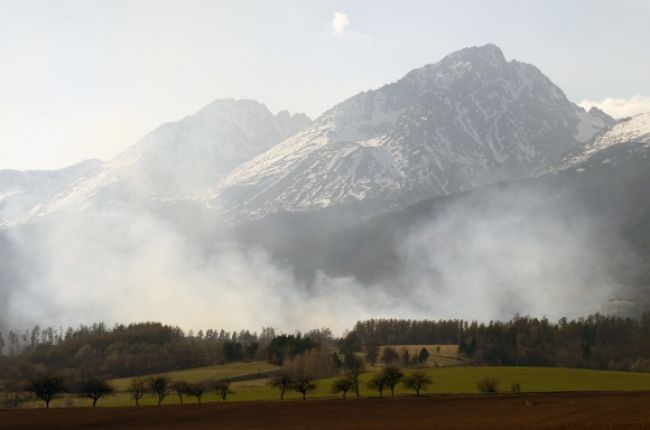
[20,99,312,221]
[209,44,612,220]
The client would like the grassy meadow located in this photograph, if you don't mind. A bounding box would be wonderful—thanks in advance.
[40,363,650,408]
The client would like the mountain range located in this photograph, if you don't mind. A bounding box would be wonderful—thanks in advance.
[1,44,649,320]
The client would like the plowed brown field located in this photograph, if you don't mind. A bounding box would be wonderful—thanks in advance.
[2,392,650,430]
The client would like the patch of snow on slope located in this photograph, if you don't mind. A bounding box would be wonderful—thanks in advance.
[575,109,609,142]
[553,112,650,170]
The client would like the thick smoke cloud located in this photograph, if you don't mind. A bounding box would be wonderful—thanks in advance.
[397,186,620,321]
[1,204,407,333]
[0,181,627,334]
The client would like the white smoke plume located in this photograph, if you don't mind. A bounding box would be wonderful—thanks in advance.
[0,179,627,336]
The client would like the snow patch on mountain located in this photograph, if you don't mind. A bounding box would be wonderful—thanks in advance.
[575,108,612,142]
[551,112,650,171]
[0,159,103,226]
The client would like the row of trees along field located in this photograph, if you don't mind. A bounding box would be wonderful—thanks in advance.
[2,348,433,408]
[0,371,242,408]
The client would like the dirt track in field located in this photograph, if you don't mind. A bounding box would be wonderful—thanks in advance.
[2,392,650,430]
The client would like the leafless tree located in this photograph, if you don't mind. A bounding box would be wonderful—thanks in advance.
[28,374,66,408]
[402,371,432,396]
[269,373,294,400]
[80,377,114,407]
[365,344,379,366]
[292,377,316,400]
[1,378,30,409]
[382,366,404,396]
[381,347,400,366]
[128,378,147,406]
[211,380,234,402]
[343,353,366,398]
[331,376,354,399]
[367,374,386,398]
[148,375,171,405]
[186,382,206,403]
[171,380,190,404]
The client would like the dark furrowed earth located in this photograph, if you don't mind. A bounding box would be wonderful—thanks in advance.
[2,392,650,430]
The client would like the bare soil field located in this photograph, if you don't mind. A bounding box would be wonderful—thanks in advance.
[2,392,650,430]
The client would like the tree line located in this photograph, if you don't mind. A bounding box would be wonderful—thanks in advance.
[457,313,650,371]
[343,313,650,371]
[0,322,334,382]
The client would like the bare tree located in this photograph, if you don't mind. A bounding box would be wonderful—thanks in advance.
[343,353,366,398]
[211,381,234,402]
[1,378,30,409]
[331,376,354,399]
[186,382,206,404]
[128,378,147,406]
[80,377,114,407]
[148,376,171,405]
[28,374,66,408]
[284,351,339,380]
[365,344,379,366]
[367,374,386,398]
[382,366,404,397]
[400,348,411,367]
[269,372,294,400]
[381,347,400,366]
[292,377,316,400]
[402,371,432,396]
[171,380,190,404]
[417,348,430,364]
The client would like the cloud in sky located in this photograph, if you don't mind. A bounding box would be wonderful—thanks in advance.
[331,11,350,37]
[579,95,650,119]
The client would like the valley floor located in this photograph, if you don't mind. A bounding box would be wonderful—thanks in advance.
[2,392,650,430]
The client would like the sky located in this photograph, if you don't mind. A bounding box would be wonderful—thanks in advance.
[1,0,649,170]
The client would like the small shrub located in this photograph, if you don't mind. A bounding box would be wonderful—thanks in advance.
[511,382,522,394]
[477,376,499,393]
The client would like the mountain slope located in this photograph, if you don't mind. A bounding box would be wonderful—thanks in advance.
[550,112,650,172]
[0,159,103,225]
[210,44,612,220]
[231,113,650,313]
[29,99,311,219]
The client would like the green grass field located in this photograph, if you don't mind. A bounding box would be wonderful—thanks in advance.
[42,365,650,408]
[109,361,280,391]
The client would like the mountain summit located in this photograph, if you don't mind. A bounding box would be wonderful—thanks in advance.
[23,99,311,220]
[210,44,612,220]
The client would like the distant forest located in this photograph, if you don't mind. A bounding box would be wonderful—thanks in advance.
[344,313,650,371]
[0,323,332,382]
[2,312,650,387]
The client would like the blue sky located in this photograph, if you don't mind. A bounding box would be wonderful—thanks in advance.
[1,0,649,169]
